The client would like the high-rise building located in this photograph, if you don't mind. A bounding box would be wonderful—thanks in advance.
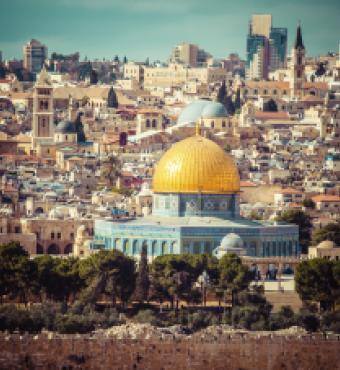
[169,43,211,67]
[246,15,287,80]
[23,39,47,74]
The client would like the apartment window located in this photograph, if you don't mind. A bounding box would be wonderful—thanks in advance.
[51,232,55,239]
[57,232,61,239]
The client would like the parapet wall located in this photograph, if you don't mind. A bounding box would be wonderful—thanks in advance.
[0,333,340,370]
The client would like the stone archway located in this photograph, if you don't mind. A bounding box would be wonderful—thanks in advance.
[35,207,44,215]
[161,241,168,255]
[64,243,73,255]
[132,240,139,256]
[36,243,44,254]
[47,243,60,255]
[123,240,129,255]
[151,241,158,257]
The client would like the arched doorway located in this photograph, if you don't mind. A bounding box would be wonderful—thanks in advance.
[151,241,157,257]
[132,240,139,256]
[64,244,73,254]
[35,207,44,215]
[123,240,129,255]
[36,243,44,254]
[161,241,167,255]
[193,242,200,254]
[47,244,60,255]
[115,238,121,250]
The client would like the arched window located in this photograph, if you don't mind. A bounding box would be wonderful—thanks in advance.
[161,241,167,255]
[211,121,214,128]
[146,119,150,128]
[193,242,200,254]
[151,241,157,256]
[132,240,139,255]
[47,244,60,255]
[222,121,226,128]
[123,240,129,254]
[152,119,157,128]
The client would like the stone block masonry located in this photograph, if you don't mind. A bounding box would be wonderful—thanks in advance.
[0,333,340,370]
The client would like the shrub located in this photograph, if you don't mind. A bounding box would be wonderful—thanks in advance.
[133,309,160,326]
[188,311,218,332]
[321,311,340,333]
[297,308,320,332]
[55,314,94,334]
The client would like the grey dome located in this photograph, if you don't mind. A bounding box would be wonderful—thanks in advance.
[55,120,76,134]
[177,100,228,126]
[201,101,228,118]
[220,233,244,250]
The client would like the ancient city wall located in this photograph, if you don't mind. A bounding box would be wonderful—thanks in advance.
[0,333,340,370]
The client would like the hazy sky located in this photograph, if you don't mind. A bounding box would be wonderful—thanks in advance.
[1,0,339,61]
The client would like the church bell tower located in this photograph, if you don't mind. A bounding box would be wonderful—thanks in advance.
[290,23,306,98]
[32,66,54,149]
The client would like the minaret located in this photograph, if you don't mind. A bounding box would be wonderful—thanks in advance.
[290,23,306,99]
[32,66,54,149]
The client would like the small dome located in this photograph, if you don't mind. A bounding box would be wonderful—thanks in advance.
[55,120,76,134]
[177,100,210,125]
[317,240,335,249]
[201,101,228,118]
[220,233,244,250]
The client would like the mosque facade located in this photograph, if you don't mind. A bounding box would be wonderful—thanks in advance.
[94,103,300,259]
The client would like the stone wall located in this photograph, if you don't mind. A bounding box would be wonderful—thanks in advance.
[1,333,340,370]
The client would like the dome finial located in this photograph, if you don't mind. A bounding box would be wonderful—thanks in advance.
[195,121,201,136]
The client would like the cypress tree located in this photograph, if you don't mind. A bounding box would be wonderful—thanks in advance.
[74,113,86,143]
[217,80,226,104]
[134,245,149,303]
[107,87,118,108]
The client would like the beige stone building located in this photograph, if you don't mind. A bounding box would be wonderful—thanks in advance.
[143,64,227,88]
[308,240,340,260]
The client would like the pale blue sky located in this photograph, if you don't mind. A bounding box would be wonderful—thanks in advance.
[1,0,339,61]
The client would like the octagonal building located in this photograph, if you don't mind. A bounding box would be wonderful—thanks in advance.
[94,132,299,259]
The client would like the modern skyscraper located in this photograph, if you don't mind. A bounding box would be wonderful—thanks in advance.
[246,15,287,80]
[23,39,47,74]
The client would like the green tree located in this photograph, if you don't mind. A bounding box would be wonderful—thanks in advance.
[134,245,150,303]
[0,242,37,305]
[263,99,278,112]
[149,255,199,310]
[79,250,136,308]
[107,87,118,108]
[100,154,121,186]
[217,80,226,104]
[312,223,340,246]
[234,88,241,111]
[35,255,83,304]
[295,259,340,312]
[223,95,235,115]
[276,210,312,254]
[74,112,86,143]
[218,254,252,307]
[90,69,98,84]
[315,62,326,77]
[302,198,315,209]
[123,56,128,64]
[232,286,272,330]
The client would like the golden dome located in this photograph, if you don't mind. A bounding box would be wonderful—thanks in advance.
[153,135,240,194]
